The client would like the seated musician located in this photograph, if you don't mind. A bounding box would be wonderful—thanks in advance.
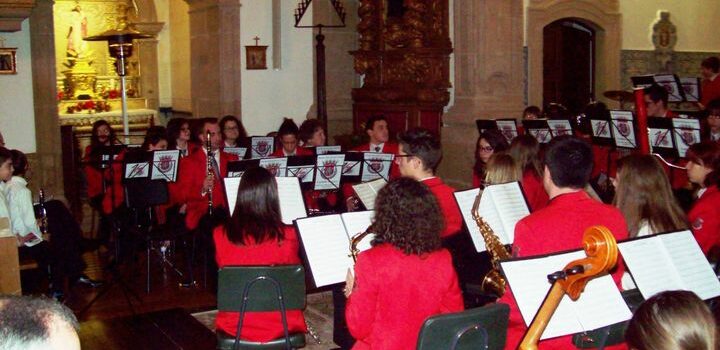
[167,117,196,157]
[344,177,464,350]
[645,84,690,190]
[219,115,248,148]
[298,119,327,148]
[508,135,549,211]
[612,154,688,289]
[700,56,720,108]
[499,135,629,350]
[703,98,720,142]
[213,167,307,341]
[685,141,720,254]
[270,118,312,157]
[472,130,509,188]
[625,290,717,350]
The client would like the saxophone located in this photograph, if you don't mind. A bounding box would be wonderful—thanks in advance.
[349,229,373,262]
[472,191,511,298]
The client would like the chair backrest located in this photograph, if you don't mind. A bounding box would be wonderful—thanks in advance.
[217,265,306,312]
[416,303,510,350]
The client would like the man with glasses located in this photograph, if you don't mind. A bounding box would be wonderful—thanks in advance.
[644,84,677,118]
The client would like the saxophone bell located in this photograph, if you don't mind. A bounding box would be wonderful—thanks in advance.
[472,190,511,298]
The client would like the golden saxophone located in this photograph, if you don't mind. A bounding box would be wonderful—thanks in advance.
[206,131,214,216]
[472,191,511,297]
[349,228,373,262]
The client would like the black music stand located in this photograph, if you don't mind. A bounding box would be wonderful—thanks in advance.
[647,117,678,158]
[521,119,553,144]
[359,152,394,182]
[609,110,639,150]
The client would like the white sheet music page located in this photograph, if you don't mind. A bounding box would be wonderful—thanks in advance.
[224,177,241,216]
[617,235,682,298]
[352,178,387,210]
[662,231,720,300]
[453,188,487,252]
[341,211,376,252]
[275,177,307,225]
[295,215,355,287]
[501,251,631,340]
[487,182,529,242]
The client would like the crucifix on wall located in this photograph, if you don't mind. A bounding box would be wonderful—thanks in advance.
[245,36,268,70]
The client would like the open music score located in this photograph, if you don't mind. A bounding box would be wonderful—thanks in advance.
[618,230,720,300]
[454,182,530,252]
[224,176,307,225]
[501,250,632,340]
[352,178,387,210]
[295,211,375,288]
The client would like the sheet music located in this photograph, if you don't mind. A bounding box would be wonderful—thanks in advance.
[662,231,720,300]
[224,177,241,216]
[590,120,611,139]
[486,182,530,240]
[125,162,150,179]
[680,77,700,102]
[287,165,314,183]
[610,111,637,149]
[672,118,701,158]
[341,211,375,252]
[654,74,683,102]
[275,177,307,225]
[528,129,551,144]
[295,215,355,287]
[649,128,673,149]
[547,120,573,137]
[502,251,632,340]
[361,153,394,182]
[315,154,345,190]
[151,150,180,181]
[496,120,518,143]
[352,178,387,210]
[224,147,247,158]
[453,188,488,252]
[316,145,341,155]
[250,136,274,159]
[259,157,288,177]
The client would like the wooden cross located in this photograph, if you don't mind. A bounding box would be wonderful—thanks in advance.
[253,36,260,46]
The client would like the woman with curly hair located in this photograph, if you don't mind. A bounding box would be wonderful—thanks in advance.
[344,177,464,350]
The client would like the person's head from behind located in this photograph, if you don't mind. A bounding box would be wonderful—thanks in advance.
[543,136,593,193]
[226,167,283,245]
[0,147,14,182]
[166,117,190,148]
[508,134,541,176]
[364,115,389,145]
[277,118,300,154]
[485,153,522,186]
[644,84,669,117]
[0,295,80,350]
[705,98,720,133]
[90,119,115,147]
[10,149,28,178]
[523,105,541,120]
[625,290,717,350]
[371,178,443,256]
[396,128,442,179]
[476,129,509,165]
[141,126,168,151]
[613,155,687,237]
[298,119,326,147]
[219,115,247,146]
[685,141,720,188]
[701,56,720,79]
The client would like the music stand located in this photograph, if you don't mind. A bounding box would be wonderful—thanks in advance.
[632,74,685,103]
[647,117,678,158]
[680,77,702,103]
[671,118,701,158]
[287,155,316,190]
[223,146,248,159]
[360,152,394,182]
[609,110,639,150]
[476,119,519,143]
[521,119,553,144]
[547,119,575,137]
[314,145,341,155]
[248,136,275,159]
[340,152,363,183]
[589,112,614,147]
[313,154,345,191]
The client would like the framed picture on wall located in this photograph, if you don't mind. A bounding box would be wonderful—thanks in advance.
[245,45,268,70]
[0,48,17,74]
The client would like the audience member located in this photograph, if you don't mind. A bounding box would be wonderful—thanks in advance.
[0,295,80,350]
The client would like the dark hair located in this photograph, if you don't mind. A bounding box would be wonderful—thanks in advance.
[543,135,593,189]
[10,149,27,177]
[371,178,443,255]
[166,117,188,150]
[298,119,324,144]
[141,126,168,150]
[193,117,219,139]
[90,119,117,149]
[0,295,79,349]
[508,134,542,177]
[219,115,248,140]
[474,129,509,178]
[0,146,12,165]
[645,84,669,106]
[225,167,284,245]
[523,105,541,118]
[701,56,720,73]
[364,115,387,132]
[277,118,299,138]
[614,155,688,237]
[706,98,720,116]
[686,141,720,188]
[625,290,717,350]
[544,103,569,120]
[578,101,608,135]
[397,128,442,172]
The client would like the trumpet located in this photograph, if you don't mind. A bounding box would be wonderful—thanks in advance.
[206,131,214,216]
[349,229,373,262]
[471,191,511,297]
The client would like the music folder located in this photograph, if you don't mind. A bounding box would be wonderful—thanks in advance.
[500,250,632,340]
[224,176,307,225]
[223,147,247,159]
[521,120,552,144]
[609,110,638,149]
[294,211,375,288]
[631,74,685,102]
[589,110,613,146]
[647,117,677,158]
[617,230,720,301]
[286,155,315,188]
[314,153,345,191]
[352,178,387,210]
[547,119,574,138]
[680,77,701,103]
[476,118,519,143]
[453,182,530,253]
[672,118,701,158]
[123,149,181,182]
[249,136,275,159]
[360,152,394,182]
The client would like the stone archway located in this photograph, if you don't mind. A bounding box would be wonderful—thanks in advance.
[527,0,621,108]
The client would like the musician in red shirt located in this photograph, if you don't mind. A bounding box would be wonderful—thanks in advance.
[700,56,720,108]
[83,119,121,244]
[645,84,690,190]
[508,134,549,211]
[270,118,313,157]
[344,178,464,350]
[686,141,720,254]
[213,167,307,341]
[500,136,629,350]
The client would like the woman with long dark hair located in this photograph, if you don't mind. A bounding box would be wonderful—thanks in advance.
[219,115,248,148]
[83,120,121,244]
[166,117,194,157]
[212,167,307,341]
[345,178,463,349]
[685,141,720,254]
[472,129,509,188]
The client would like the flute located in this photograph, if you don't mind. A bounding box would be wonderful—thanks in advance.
[206,131,214,216]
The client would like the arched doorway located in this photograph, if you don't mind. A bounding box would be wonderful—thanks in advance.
[543,19,595,116]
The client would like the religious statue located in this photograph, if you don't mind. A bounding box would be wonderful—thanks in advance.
[652,11,676,72]
[66,4,91,59]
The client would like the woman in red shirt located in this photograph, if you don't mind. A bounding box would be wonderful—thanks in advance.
[213,167,307,342]
[508,134,549,211]
[686,141,720,254]
[83,120,121,244]
[472,129,509,188]
[344,178,464,350]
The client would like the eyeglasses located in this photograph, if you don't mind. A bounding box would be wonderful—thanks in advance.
[478,146,494,152]
[224,126,239,131]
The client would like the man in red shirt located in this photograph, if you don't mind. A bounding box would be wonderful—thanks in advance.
[500,136,629,350]
[701,56,720,108]
[645,84,689,189]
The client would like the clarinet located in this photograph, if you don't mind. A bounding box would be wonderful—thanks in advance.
[38,188,49,235]
[206,131,214,216]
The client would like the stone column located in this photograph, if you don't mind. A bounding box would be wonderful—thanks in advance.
[439,0,524,187]
[135,22,165,112]
[185,0,242,118]
[29,0,64,199]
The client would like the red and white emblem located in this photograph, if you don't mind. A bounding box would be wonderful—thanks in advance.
[369,158,384,173]
[159,155,173,172]
[256,141,270,157]
[322,160,337,178]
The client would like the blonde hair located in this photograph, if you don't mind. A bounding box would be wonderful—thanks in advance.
[484,153,522,186]
[626,290,718,350]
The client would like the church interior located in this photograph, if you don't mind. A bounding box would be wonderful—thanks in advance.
[0,0,719,349]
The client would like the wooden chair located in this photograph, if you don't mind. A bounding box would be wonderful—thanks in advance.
[416,303,510,350]
[216,265,306,350]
